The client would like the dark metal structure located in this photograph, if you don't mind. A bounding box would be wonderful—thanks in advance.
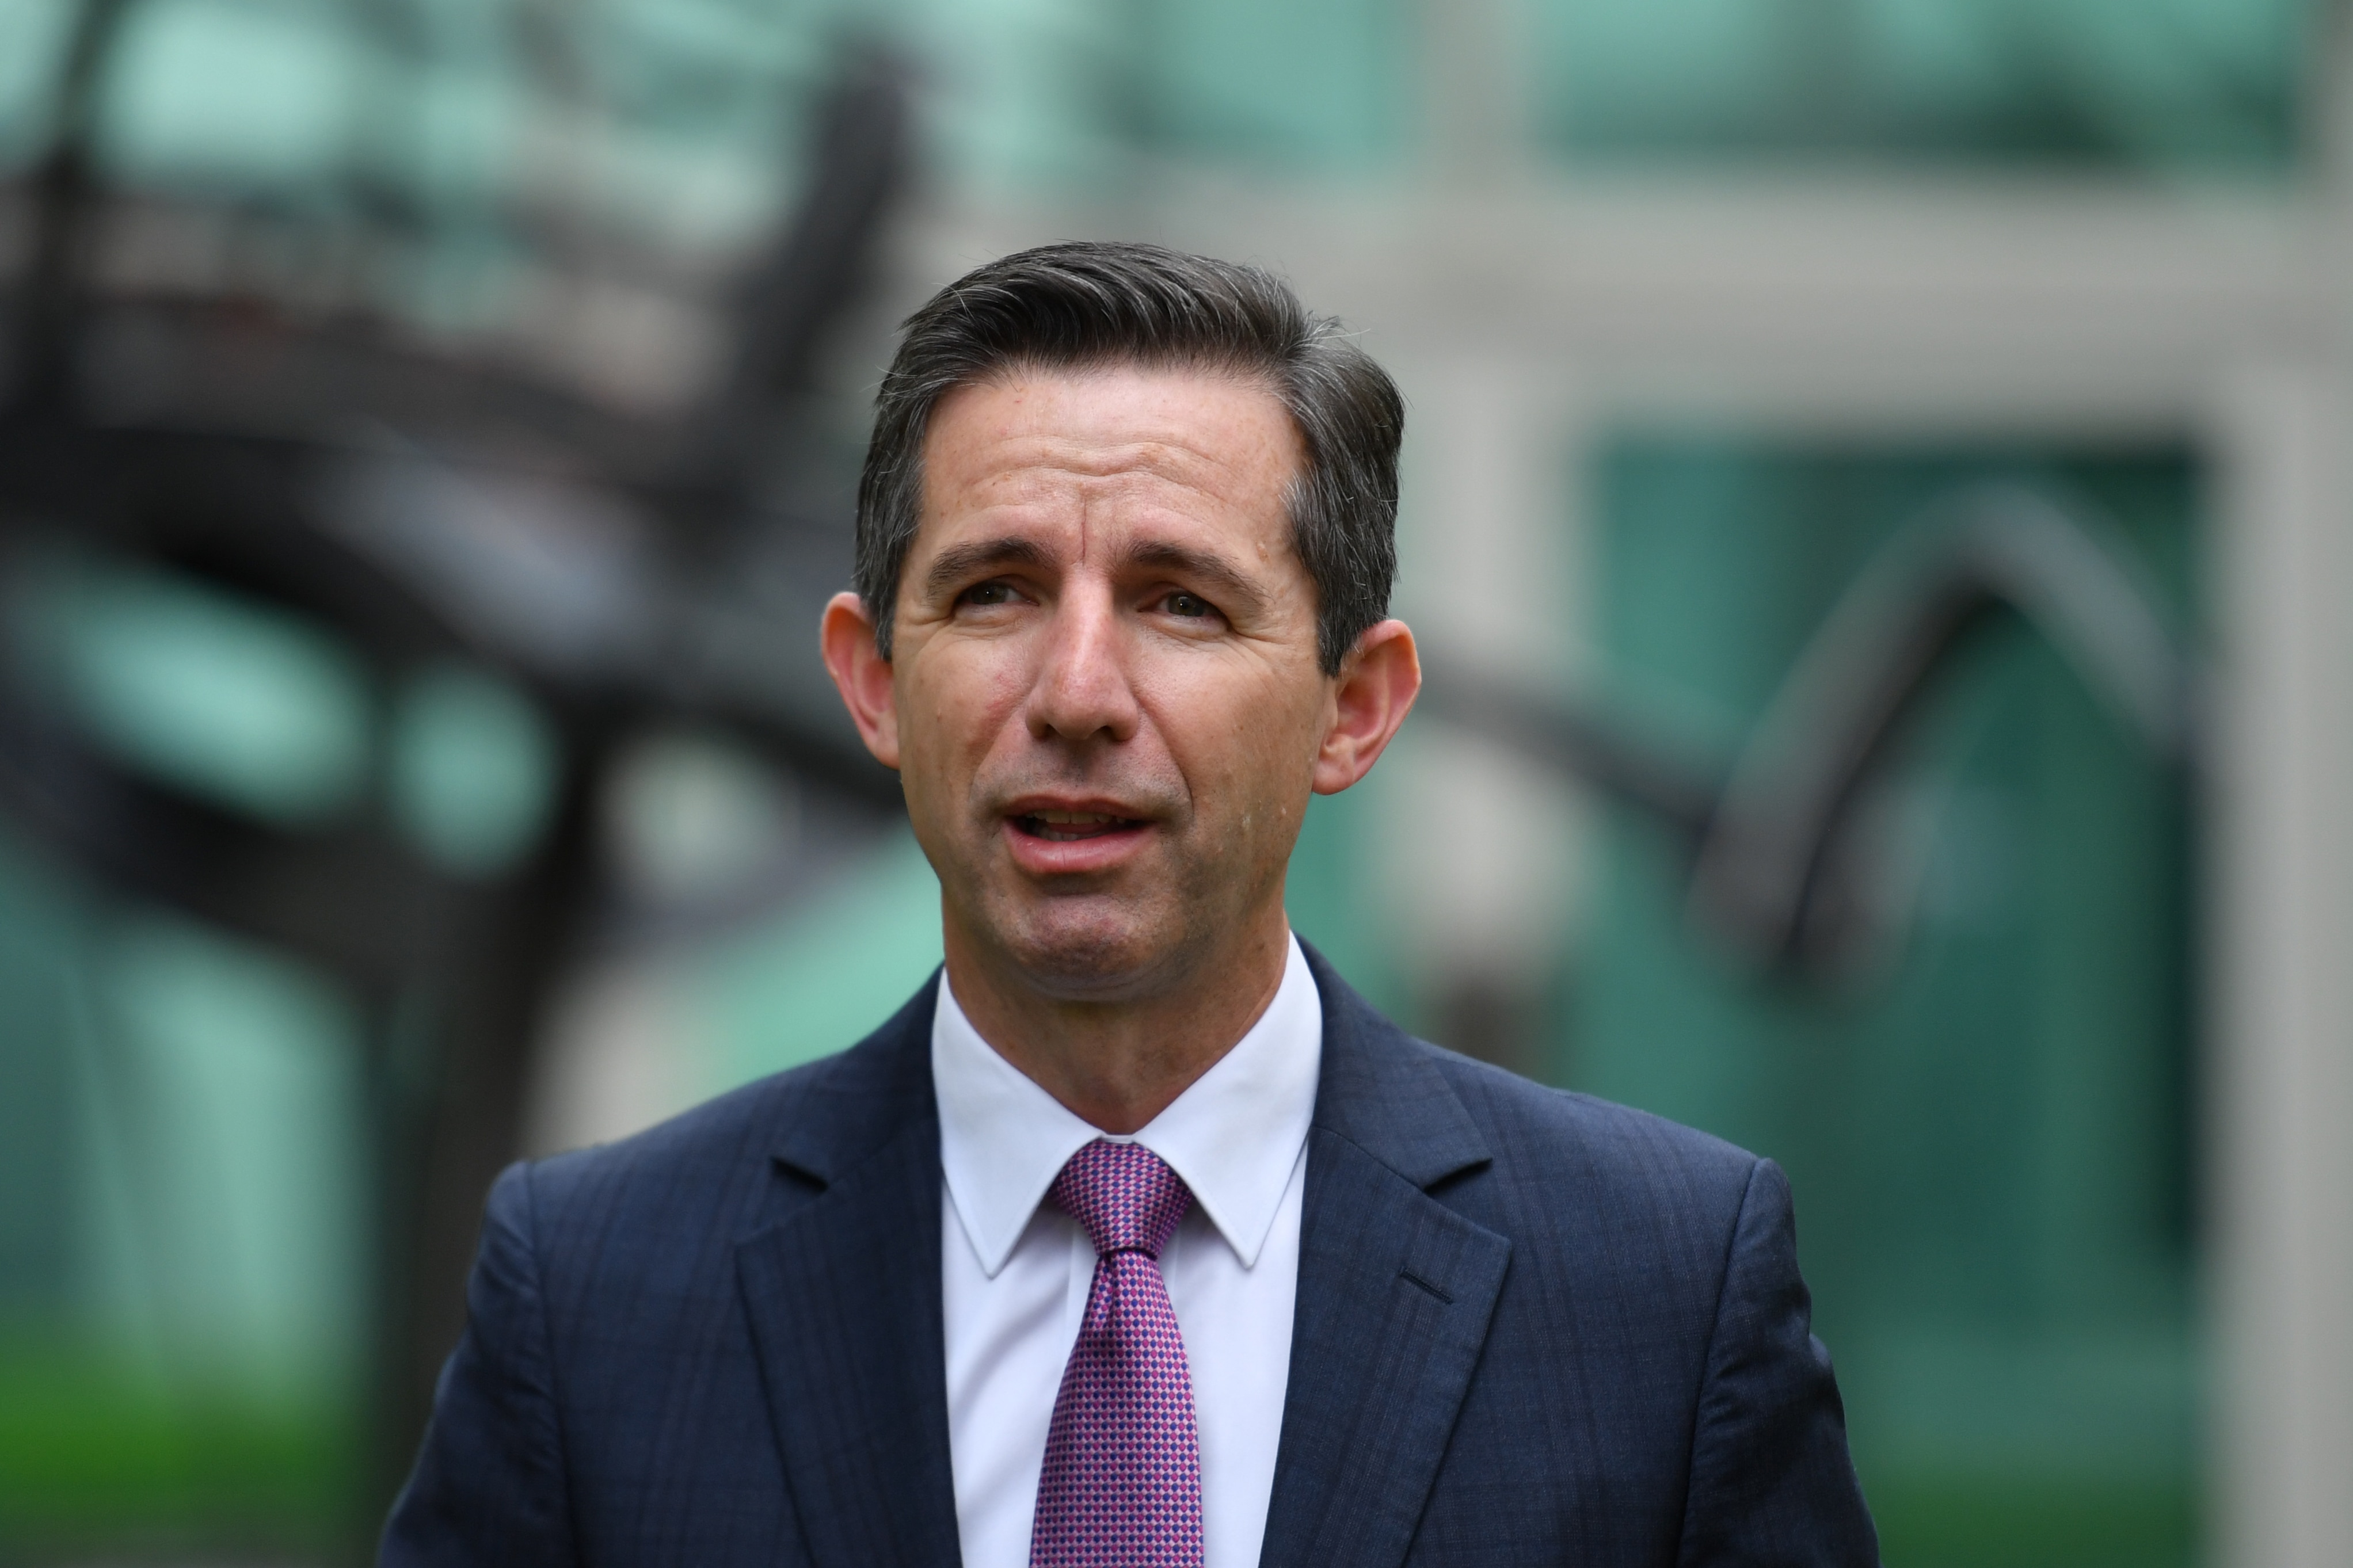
[0,0,912,1533]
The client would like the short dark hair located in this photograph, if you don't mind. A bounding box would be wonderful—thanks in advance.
[853,241,1404,674]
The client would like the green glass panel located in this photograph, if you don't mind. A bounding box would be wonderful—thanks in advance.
[1537,0,2310,170]
[1571,441,2202,1566]
[17,0,2324,234]
[98,0,364,194]
[0,0,77,173]
[1120,0,1410,170]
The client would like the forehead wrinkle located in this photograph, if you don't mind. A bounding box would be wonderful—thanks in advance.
[950,448,1222,513]
[927,370,1303,509]
[949,460,1259,555]
[975,420,1274,488]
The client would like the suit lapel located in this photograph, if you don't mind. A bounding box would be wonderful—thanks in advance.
[735,981,962,1568]
[1259,951,1511,1568]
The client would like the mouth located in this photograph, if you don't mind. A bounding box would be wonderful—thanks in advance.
[1010,808,1148,843]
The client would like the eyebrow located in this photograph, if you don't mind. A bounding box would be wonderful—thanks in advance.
[922,536,1054,599]
[1126,540,1266,615]
[922,535,1269,615]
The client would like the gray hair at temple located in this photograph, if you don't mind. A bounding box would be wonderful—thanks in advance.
[852,241,1405,675]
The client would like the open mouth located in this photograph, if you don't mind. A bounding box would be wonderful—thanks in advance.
[1011,810,1145,843]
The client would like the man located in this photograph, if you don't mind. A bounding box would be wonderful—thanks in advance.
[384,242,1877,1566]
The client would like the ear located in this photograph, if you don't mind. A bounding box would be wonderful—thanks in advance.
[821,590,901,770]
[1312,619,1421,795]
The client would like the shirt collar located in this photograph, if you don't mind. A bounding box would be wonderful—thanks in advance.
[932,934,1323,1279]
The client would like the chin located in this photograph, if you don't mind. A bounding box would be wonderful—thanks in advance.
[993,898,1195,1001]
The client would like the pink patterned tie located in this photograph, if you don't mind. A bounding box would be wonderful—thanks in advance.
[1029,1139,1205,1568]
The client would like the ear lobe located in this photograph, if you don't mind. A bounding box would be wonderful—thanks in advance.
[1312,619,1421,795]
[820,591,902,770]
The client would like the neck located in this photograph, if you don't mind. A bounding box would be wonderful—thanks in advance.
[943,910,1293,1135]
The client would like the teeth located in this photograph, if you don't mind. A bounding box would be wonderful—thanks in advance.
[1033,810,1118,825]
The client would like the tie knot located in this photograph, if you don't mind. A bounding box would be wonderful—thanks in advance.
[1048,1139,1191,1259]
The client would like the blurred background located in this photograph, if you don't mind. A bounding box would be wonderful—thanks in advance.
[3,0,2351,1564]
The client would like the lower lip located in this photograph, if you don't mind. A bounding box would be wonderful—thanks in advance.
[1001,817,1155,875]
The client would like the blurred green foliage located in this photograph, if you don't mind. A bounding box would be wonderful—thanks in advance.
[0,1334,357,1561]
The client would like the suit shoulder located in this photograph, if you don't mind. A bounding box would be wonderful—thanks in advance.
[521,973,939,1229]
[1416,1039,1764,1221]
[513,1050,840,1230]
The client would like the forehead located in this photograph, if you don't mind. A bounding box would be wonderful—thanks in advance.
[915,365,1303,551]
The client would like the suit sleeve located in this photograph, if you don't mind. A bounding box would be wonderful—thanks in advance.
[380,1161,577,1567]
[1677,1158,1880,1567]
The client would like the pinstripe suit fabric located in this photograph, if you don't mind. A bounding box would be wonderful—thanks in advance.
[383,945,1878,1567]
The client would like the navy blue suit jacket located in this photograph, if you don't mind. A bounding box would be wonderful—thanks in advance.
[384,947,1877,1565]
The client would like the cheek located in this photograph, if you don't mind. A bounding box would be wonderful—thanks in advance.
[1163,666,1325,809]
[900,640,1035,778]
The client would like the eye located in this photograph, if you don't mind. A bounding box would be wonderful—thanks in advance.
[958,581,1015,608]
[1163,592,1214,619]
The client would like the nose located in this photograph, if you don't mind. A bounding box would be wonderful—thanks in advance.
[1025,578,1140,746]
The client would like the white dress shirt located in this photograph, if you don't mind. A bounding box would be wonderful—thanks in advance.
[934,934,1322,1568]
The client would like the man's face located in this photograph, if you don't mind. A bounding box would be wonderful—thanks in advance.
[866,366,1335,998]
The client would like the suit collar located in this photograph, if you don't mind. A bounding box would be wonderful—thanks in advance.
[1299,940,1492,1190]
[935,933,1324,1276]
[770,949,1487,1196]
[768,970,941,1185]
